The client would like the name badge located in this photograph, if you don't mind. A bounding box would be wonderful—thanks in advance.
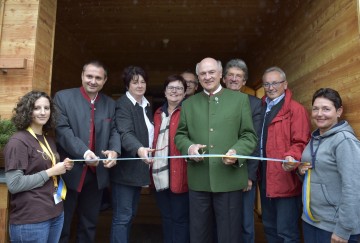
[53,192,62,204]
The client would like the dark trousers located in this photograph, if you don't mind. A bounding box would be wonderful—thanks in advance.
[260,187,301,243]
[110,183,142,243]
[59,169,103,243]
[189,189,242,243]
[154,189,190,243]
[303,221,360,243]
[240,183,257,243]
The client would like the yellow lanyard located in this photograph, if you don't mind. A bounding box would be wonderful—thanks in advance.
[27,127,58,189]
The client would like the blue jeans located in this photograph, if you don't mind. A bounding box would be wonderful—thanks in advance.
[240,183,257,243]
[10,211,64,243]
[110,183,142,243]
[154,189,190,243]
[303,220,360,243]
[260,187,302,243]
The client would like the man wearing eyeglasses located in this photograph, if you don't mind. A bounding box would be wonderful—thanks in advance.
[222,59,263,243]
[181,70,199,97]
[260,67,310,243]
[175,57,257,243]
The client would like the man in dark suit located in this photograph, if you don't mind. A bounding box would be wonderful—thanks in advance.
[223,58,263,243]
[54,60,121,243]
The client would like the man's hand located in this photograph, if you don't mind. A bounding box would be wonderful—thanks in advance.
[282,156,297,171]
[84,151,99,167]
[243,179,253,192]
[222,149,237,165]
[102,150,118,168]
[188,144,207,162]
[137,147,155,165]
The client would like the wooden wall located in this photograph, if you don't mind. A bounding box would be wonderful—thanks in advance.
[250,0,360,133]
[0,184,9,243]
[51,25,94,94]
[0,0,56,119]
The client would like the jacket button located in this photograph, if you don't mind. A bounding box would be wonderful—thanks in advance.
[210,145,214,148]
[210,128,214,132]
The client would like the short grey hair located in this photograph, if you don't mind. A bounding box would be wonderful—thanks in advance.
[195,59,222,75]
[224,59,248,81]
[262,66,286,81]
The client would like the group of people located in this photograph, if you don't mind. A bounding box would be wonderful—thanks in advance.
[3,57,360,243]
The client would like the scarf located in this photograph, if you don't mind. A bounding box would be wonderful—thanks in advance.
[152,111,171,191]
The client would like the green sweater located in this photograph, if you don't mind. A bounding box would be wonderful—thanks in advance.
[175,88,257,192]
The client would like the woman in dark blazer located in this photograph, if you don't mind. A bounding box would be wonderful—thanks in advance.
[110,66,154,243]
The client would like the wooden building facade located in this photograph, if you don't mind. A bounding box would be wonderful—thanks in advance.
[0,0,360,242]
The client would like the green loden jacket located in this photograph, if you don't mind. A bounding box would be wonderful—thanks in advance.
[175,88,257,192]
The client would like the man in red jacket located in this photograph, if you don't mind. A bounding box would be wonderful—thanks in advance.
[260,66,310,243]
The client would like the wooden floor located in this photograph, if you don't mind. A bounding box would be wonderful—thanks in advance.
[69,191,268,243]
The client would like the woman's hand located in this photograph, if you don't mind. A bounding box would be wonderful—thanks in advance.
[297,162,312,176]
[138,147,155,165]
[331,233,347,243]
[46,158,74,177]
[63,158,74,170]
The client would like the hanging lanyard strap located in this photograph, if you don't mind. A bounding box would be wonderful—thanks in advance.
[302,137,322,223]
[302,169,319,222]
[27,127,58,188]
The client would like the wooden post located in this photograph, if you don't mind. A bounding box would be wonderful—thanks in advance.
[0,1,57,242]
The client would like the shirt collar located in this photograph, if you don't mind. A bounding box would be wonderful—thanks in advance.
[265,92,285,112]
[203,85,222,96]
[126,91,150,108]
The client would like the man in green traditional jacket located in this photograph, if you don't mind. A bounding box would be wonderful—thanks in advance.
[175,57,257,243]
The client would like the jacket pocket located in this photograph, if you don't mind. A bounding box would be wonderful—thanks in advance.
[310,182,338,221]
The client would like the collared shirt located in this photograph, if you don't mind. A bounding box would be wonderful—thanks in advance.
[265,93,285,113]
[126,91,154,148]
[203,85,222,96]
[260,92,285,158]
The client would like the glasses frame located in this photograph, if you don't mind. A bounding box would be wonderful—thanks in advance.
[263,80,285,89]
[166,86,184,92]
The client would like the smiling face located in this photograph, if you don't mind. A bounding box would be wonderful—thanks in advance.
[81,64,107,99]
[31,97,51,131]
[312,97,343,135]
[223,67,246,91]
[165,80,186,105]
[128,74,146,102]
[197,58,222,94]
[263,70,287,100]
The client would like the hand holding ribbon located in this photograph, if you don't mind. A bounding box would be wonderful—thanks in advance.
[188,144,207,162]
[102,150,118,168]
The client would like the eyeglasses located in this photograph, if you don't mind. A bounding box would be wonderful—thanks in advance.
[166,86,184,91]
[262,80,285,89]
[225,73,245,81]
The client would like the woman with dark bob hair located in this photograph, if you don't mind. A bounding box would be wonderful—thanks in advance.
[4,91,73,243]
[110,66,154,243]
[151,74,189,243]
[298,88,360,243]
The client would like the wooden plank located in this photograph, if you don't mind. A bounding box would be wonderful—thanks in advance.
[0,0,5,44]
[0,184,9,243]
[0,58,26,68]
